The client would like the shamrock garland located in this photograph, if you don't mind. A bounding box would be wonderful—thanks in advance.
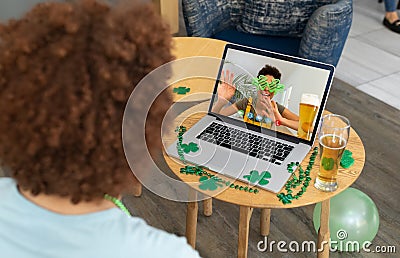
[179,163,261,193]
[173,86,191,95]
[276,147,318,204]
[243,170,272,186]
[176,126,260,194]
[251,75,285,94]
[199,176,223,190]
[175,126,187,164]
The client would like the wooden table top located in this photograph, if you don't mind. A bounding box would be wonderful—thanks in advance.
[163,103,365,209]
[169,37,227,102]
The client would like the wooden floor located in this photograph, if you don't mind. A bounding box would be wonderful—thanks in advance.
[124,78,400,258]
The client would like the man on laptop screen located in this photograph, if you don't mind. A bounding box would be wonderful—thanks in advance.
[212,64,300,132]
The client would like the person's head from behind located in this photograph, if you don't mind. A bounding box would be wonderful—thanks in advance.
[256,64,282,100]
[0,0,173,204]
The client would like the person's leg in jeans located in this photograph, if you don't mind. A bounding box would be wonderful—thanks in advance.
[383,0,400,33]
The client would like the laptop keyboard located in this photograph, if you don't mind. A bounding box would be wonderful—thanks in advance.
[196,122,294,165]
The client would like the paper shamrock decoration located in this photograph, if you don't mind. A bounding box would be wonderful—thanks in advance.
[173,86,191,95]
[198,176,223,191]
[243,170,272,186]
[181,142,199,153]
[321,157,335,171]
[251,75,285,93]
[340,149,354,168]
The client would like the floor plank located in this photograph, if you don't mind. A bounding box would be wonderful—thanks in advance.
[359,71,400,100]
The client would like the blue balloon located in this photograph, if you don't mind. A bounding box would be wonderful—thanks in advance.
[313,188,379,252]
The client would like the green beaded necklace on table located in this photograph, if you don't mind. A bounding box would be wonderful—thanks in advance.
[277,147,318,204]
[175,126,319,204]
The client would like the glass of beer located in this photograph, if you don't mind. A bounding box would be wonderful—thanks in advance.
[314,114,350,192]
[297,94,319,140]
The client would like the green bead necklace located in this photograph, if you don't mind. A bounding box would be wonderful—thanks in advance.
[104,194,131,216]
[277,146,318,204]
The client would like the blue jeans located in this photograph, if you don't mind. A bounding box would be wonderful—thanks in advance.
[385,0,399,12]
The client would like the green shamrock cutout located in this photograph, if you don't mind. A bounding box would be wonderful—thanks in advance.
[258,171,272,185]
[199,176,223,191]
[243,170,272,186]
[181,142,199,153]
[173,86,191,95]
[340,150,354,168]
[321,157,335,171]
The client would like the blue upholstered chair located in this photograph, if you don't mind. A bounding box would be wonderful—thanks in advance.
[182,0,352,66]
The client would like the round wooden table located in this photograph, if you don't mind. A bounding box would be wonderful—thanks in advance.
[164,37,366,258]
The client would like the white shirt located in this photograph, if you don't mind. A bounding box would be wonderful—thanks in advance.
[0,178,201,258]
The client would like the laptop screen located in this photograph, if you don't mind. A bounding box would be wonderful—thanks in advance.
[209,44,334,144]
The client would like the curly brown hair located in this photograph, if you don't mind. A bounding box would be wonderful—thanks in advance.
[257,64,281,80]
[0,0,174,203]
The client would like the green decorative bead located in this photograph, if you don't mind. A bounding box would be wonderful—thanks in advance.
[239,186,244,191]
[254,189,259,194]
[230,184,235,188]
[249,188,254,193]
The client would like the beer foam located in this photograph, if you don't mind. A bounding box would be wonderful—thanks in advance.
[301,93,319,106]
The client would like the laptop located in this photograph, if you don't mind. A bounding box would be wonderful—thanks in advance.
[166,43,334,193]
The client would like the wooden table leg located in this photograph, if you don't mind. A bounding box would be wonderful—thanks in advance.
[238,206,253,258]
[186,190,199,248]
[203,198,212,216]
[317,199,330,258]
[260,208,271,236]
[132,175,142,197]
